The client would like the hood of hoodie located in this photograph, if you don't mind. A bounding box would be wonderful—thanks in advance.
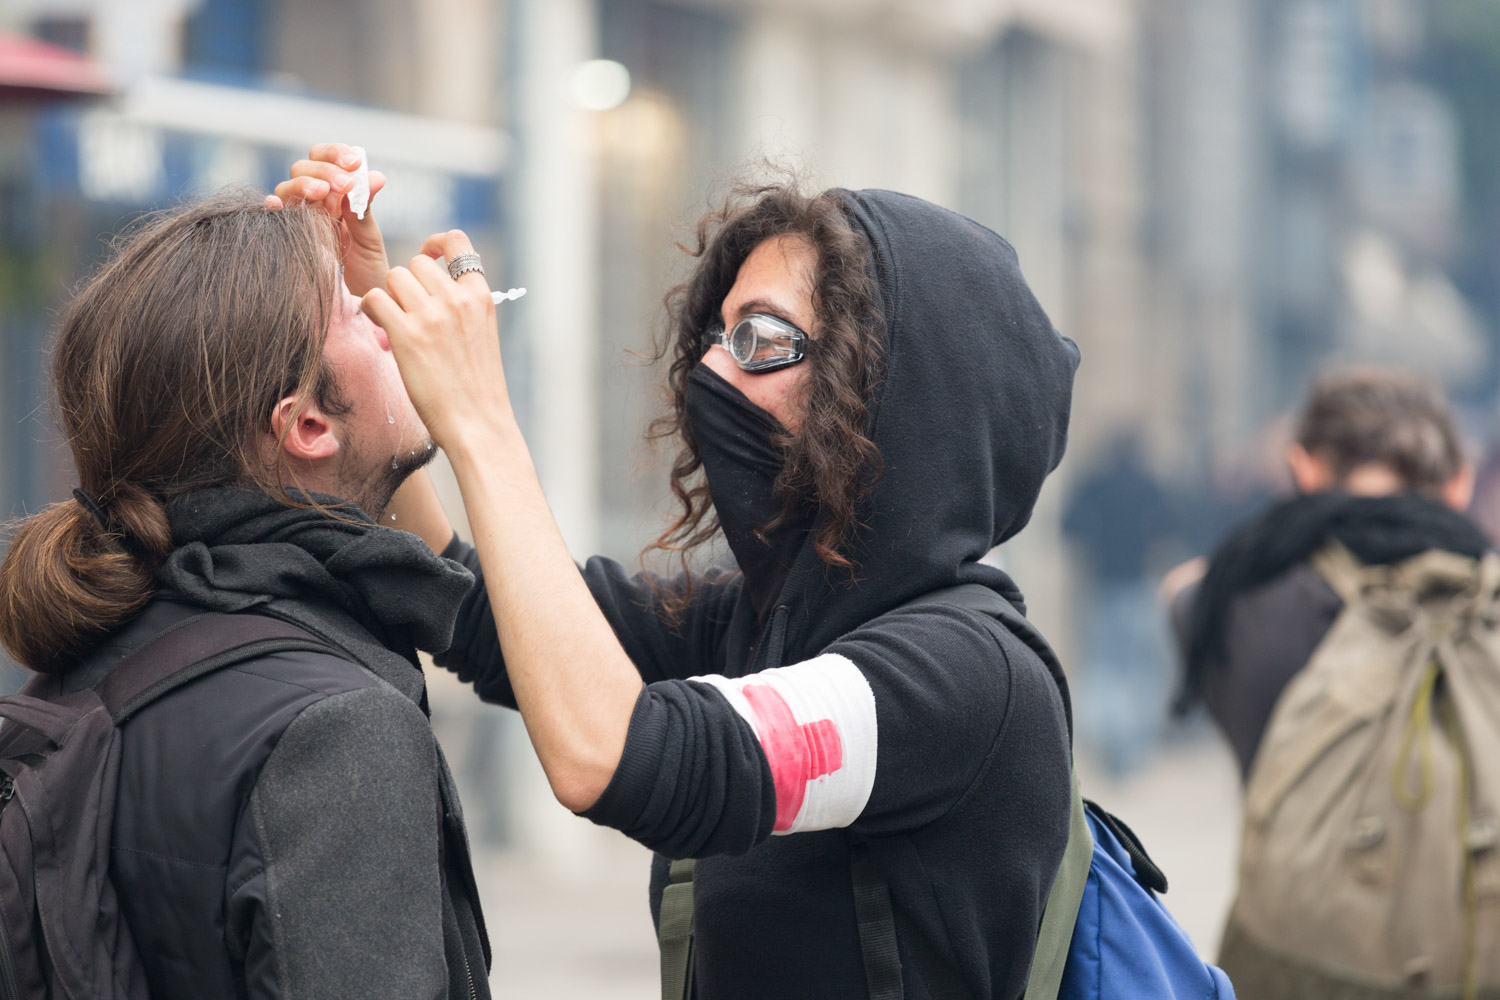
[735,189,1079,669]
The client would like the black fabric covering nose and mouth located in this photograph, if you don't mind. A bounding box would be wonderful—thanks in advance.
[685,364,812,622]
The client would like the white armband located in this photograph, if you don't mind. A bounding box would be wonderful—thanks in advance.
[692,654,878,834]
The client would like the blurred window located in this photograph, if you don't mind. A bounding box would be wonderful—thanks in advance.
[183,0,265,78]
[32,17,89,55]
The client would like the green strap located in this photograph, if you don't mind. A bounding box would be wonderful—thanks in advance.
[659,859,696,1000]
[1023,769,1093,1000]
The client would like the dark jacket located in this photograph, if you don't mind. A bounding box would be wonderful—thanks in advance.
[1172,491,1492,779]
[440,190,1081,999]
[33,489,490,1000]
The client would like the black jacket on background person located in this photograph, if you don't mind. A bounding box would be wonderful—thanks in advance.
[439,189,1082,999]
[1171,491,1492,779]
[28,488,491,1000]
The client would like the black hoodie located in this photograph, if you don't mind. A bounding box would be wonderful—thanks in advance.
[439,189,1080,999]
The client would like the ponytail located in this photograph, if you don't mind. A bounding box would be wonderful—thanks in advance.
[0,483,173,674]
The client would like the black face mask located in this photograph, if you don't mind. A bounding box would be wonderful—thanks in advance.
[685,364,813,621]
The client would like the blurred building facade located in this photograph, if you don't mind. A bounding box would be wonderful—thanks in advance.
[1140,0,1485,486]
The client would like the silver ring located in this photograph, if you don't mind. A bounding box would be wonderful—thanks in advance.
[447,252,484,280]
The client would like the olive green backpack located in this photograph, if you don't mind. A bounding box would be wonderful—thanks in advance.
[1222,542,1500,1000]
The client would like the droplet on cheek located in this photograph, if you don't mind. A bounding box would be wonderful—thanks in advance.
[387,415,395,424]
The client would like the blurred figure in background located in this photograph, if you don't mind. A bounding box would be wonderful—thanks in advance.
[1163,373,1500,997]
[1062,431,1178,775]
[1166,367,1483,778]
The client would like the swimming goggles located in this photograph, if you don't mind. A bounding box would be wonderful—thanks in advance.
[703,313,810,373]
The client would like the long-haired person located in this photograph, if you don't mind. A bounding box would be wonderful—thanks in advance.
[0,188,491,999]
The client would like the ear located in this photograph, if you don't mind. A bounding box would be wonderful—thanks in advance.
[1444,463,1476,513]
[1286,443,1333,495]
[269,395,342,464]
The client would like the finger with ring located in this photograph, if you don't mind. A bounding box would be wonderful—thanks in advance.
[447,252,484,281]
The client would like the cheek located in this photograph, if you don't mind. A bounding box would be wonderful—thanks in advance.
[701,349,806,431]
[755,376,803,433]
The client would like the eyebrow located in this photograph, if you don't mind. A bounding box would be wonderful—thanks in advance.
[723,296,798,326]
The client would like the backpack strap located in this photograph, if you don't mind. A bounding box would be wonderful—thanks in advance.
[1025,771,1093,1000]
[845,584,1092,1000]
[94,612,344,724]
[1308,541,1368,606]
[850,847,907,1000]
[659,858,696,1000]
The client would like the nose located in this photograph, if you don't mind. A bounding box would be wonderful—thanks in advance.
[701,343,748,390]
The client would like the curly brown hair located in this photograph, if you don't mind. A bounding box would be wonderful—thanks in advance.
[647,180,885,593]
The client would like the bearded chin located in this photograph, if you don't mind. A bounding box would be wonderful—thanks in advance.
[342,437,439,519]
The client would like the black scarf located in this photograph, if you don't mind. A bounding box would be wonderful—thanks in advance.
[1179,491,1491,710]
[156,486,474,706]
[685,365,813,623]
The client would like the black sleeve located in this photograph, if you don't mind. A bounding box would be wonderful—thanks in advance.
[435,536,743,706]
[580,605,1038,858]
[1206,565,1343,779]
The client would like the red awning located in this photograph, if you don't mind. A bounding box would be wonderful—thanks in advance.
[0,30,111,100]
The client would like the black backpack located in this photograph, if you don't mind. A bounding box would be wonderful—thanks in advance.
[0,612,339,1000]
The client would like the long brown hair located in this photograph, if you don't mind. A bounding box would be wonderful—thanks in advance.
[0,192,346,673]
[648,180,884,590]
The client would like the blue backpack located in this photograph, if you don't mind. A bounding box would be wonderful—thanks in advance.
[845,585,1236,1000]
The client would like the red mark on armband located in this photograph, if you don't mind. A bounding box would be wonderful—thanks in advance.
[741,684,844,831]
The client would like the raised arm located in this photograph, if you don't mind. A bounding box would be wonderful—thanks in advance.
[362,230,642,812]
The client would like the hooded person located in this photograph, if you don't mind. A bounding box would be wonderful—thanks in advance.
[348,174,1079,998]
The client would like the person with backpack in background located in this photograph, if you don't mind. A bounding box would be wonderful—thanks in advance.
[0,181,491,998]
[1166,367,1499,997]
[265,139,1232,999]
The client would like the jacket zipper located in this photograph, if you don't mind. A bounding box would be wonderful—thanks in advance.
[440,800,482,1000]
[0,775,21,1000]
